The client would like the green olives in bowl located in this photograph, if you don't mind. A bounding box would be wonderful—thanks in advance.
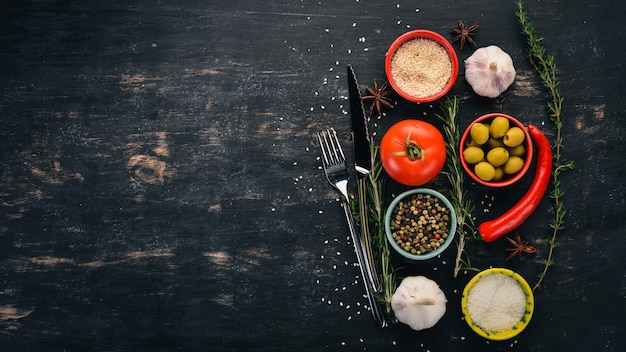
[460,113,533,187]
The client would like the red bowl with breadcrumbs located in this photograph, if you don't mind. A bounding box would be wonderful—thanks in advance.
[385,30,458,103]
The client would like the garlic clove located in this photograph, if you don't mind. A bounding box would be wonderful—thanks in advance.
[465,45,516,98]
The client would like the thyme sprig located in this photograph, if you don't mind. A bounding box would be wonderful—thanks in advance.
[366,140,397,317]
[517,0,575,291]
[435,97,478,278]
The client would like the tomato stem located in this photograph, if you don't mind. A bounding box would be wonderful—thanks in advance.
[393,131,425,162]
[406,140,424,161]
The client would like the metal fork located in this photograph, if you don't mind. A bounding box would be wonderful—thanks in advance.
[317,128,386,328]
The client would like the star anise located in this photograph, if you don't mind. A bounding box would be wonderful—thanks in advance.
[451,20,478,50]
[505,233,537,261]
[361,80,394,117]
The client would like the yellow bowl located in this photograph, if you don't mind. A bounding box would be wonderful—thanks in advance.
[461,268,534,340]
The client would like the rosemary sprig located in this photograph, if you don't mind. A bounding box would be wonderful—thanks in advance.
[517,0,575,291]
[435,97,477,278]
[366,140,397,317]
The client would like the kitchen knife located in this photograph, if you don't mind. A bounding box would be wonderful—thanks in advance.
[347,65,382,294]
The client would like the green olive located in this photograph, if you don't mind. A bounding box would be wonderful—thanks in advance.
[486,147,509,167]
[490,116,510,138]
[487,137,505,149]
[470,123,489,145]
[503,156,525,174]
[503,127,526,147]
[508,144,526,157]
[493,167,504,181]
[463,146,485,164]
[482,122,491,134]
[465,138,480,148]
[474,161,496,181]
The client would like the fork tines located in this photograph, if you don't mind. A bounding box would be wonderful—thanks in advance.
[317,128,346,167]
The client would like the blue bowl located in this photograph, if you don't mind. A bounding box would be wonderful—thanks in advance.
[385,188,457,260]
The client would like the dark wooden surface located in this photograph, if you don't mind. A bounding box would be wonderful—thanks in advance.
[1,0,624,351]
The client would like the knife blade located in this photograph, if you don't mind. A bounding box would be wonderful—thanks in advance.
[347,65,372,177]
[347,65,382,294]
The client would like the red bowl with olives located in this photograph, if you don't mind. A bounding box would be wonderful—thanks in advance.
[460,113,534,187]
[384,188,457,260]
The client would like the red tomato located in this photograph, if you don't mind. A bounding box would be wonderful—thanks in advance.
[380,119,446,186]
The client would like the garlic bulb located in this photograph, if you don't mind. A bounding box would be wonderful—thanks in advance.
[391,276,447,331]
[465,45,516,98]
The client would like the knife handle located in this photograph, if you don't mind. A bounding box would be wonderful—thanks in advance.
[341,203,386,328]
[356,178,383,293]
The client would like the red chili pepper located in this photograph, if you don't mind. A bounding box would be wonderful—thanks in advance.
[478,124,552,242]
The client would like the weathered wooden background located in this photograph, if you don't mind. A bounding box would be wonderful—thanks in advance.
[1,0,624,351]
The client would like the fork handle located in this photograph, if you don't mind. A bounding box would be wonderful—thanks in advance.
[342,204,386,328]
